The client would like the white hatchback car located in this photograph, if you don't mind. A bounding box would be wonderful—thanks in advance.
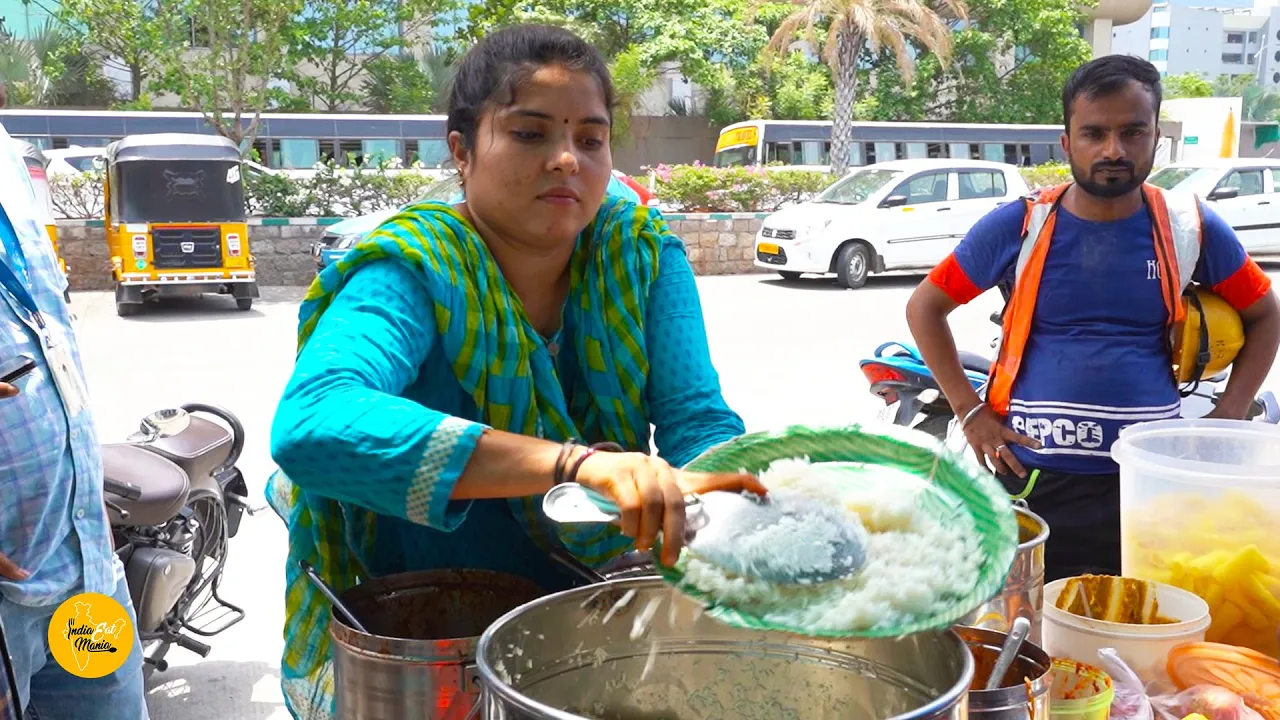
[754,159,1030,288]
[1148,159,1280,256]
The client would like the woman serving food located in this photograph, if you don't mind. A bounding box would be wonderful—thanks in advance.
[266,23,762,718]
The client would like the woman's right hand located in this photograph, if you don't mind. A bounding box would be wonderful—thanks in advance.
[961,404,1041,478]
[574,451,767,567]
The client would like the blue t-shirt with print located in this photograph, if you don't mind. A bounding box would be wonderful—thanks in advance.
[941,199,1255,474]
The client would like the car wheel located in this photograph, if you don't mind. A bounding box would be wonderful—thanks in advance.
[236,298,253,311]
[778,271,802,281]
[836,243,871,289]
[116,302,140,317]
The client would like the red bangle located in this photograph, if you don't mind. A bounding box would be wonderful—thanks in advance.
[565,442,624,486]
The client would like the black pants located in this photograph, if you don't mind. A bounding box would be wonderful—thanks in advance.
[998,469,1121,582]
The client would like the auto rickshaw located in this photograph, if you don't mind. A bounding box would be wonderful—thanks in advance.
[12,139,70,297]
[103,133,258,317]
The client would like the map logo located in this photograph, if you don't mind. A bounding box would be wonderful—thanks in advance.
[47,593,133,679]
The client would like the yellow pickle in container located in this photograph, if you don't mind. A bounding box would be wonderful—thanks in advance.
[1114,419,1280,658]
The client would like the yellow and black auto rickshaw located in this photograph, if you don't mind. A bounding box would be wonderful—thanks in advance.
[13,139,70,296]
[104,133,258,317]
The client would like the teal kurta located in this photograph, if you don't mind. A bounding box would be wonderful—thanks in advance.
[266,196,745,718]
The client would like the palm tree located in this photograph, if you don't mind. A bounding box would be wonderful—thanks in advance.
[764,0,965,176]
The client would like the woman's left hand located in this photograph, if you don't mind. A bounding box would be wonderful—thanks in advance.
[574,451,766,567]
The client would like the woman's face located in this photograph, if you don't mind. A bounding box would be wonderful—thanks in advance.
[451,65,612,250]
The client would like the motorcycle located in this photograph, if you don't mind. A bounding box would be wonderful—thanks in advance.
[860,311,1280,438]
[102,404,255,676]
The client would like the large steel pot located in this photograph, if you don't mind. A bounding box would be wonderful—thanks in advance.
[956,626,1052,720]
[330,569,545,720]
[961,504,1048,645]
[477,577,974,720]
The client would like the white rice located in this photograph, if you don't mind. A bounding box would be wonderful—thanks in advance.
[677,457,982,633]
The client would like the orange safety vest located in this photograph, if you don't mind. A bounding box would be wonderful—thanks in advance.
[988,182,1204,415]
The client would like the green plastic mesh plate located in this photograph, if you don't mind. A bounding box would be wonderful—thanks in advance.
[662,422,1018,638]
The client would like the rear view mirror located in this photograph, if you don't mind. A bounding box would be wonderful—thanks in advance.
[881,195,908,208]
[1208,187,1239,201]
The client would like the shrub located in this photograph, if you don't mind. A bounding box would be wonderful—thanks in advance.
[1019,162,1073,191]
[648,162,836,213]
[51,157,455,219]
[649,162,1078,212]
[49,170,105,220]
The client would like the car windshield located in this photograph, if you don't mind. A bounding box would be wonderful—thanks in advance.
[815,168,903,204]
[65,154,102,172]
[1148,166,1221,191]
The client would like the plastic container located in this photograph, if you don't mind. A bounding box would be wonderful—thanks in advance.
[1048,659,1114,720]
[1043,577,1210,688]
[1113,419,1280,658]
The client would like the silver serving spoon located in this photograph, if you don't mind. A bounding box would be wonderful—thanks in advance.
[543,482,867,585]
[984,616,1032,691]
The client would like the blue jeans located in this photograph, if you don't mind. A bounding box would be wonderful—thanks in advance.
[0,568,148,720]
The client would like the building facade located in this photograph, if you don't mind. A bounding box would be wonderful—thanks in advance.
[1112,1,1280,86]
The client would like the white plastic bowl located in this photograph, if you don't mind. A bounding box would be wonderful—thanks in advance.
[1042,577,1210,691]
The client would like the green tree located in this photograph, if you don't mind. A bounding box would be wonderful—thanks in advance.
[1207,74,1280,122]
[59,0,163,101]
[857,0,1091,123]
[763,0,965,176]
[363,46,456,114]
[0,20,117,107]
[287,0,455,111]
[1165,72,1214,99]
[461,0,765,124]
[765,51,834,120]
[155,0,303,147]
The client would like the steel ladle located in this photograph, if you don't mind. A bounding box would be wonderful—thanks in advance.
[542,482,867,585]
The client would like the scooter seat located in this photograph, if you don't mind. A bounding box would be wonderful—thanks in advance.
[958,351,992,374]
[102,443,191,527]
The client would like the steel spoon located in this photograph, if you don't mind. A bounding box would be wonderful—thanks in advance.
[542,482,867,585]
[984,616,1032,691]
[299,559,369,634]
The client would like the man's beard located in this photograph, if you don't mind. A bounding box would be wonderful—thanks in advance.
[1071,159,1149,199]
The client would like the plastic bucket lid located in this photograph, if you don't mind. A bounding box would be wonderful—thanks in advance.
[1049,659,1114,716]
[1113,419,1280,487]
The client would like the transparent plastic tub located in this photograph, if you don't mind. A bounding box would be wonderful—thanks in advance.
[1048,659,1113,720]
[1114,419,1280,658]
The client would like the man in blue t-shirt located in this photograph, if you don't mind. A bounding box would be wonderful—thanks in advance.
[906,55,1280,581]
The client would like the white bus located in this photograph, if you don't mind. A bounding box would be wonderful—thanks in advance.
[714,119,1071,172]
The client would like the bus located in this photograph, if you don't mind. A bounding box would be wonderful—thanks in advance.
[713,119,1070,172]
[0,109,450,171]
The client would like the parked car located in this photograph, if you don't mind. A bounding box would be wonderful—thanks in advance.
[311,171,656,272]
[1148,159,1280,256]
[753,159,1030,289]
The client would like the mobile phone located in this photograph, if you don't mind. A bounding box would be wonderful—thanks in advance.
[0,355,37,384]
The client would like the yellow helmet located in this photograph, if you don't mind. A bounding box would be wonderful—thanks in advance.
[1171,286,1245,384]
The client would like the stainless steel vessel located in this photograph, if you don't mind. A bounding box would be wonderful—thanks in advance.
[330,569,544,720]
[955,625,1052,720]
[961,503,1049,645]
[477,577,974,720]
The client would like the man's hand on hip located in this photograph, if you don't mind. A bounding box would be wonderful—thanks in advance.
[962,405,1042,478]
[0,382,17,399]
[0,552,30,580]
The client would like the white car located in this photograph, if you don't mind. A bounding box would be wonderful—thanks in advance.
[754,159,1030,289]
[44,146,106,177]
[1148,159,1280,256]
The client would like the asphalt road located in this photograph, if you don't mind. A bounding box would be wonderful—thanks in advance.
[63,265,1280,719]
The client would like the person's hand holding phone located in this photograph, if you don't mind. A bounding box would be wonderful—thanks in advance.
[0,354,35,398]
